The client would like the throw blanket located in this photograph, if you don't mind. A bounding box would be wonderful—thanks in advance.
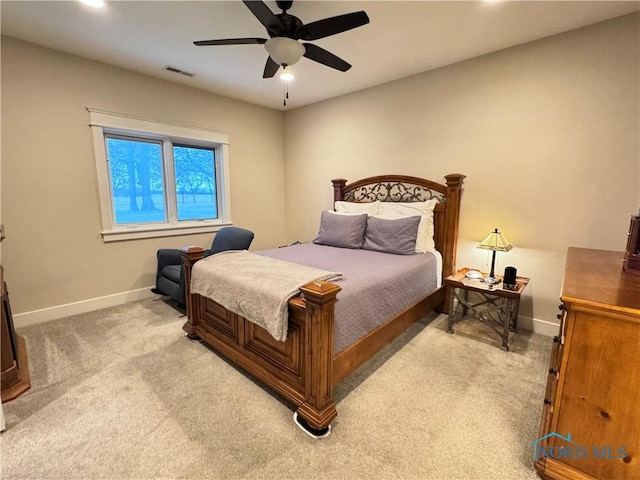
[190,250,342,342]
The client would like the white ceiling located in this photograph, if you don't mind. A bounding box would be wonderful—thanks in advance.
[2,1,639,110]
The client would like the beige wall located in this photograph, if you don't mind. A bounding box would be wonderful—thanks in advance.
[2,13,639,330]
[1,37,286,317]
[283,13,640,329]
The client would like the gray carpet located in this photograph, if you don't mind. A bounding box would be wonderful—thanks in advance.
[1,298,551,479]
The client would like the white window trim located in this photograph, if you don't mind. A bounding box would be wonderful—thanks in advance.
[88,107,232,242]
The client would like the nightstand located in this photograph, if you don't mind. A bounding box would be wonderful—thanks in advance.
[444,268,530,351]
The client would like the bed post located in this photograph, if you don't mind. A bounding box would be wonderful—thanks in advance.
[296,281,341,432]
[181,246,206,339]
[442,173,465,278]
[332,178,347,203]
[440,174,465,313]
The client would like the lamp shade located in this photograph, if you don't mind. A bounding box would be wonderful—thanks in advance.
[265,37,305,66]
[477,228,513,252]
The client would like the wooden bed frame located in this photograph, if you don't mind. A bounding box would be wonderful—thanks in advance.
[181,174,465,433]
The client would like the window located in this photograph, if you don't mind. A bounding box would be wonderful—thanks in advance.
[88,108,231,242]
[105,137,218,224]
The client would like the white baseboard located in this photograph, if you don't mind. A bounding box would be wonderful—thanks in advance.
[518,316,559,337]
[14,288,560,338]
[12,287,157,329]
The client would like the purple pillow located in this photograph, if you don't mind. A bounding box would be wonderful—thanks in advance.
[363,215,420,255]
[313,211,368,249]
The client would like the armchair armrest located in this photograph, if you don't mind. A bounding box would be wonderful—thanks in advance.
[156,248,183,270]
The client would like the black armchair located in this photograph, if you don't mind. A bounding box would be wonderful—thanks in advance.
[152,226,255,305]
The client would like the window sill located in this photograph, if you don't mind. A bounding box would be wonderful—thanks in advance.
[101,222,232,242]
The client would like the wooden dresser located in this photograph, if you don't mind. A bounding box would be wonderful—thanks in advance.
[0,226,30,402]
[535,247,640,480]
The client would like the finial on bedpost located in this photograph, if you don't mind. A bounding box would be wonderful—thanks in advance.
[444,173,465,188]
[181,246,206,265]
[331,178,348,204]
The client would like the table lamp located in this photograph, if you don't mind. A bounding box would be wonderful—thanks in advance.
[477,228,513,285]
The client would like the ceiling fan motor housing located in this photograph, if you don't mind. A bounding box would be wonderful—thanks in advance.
[269,13,304,39]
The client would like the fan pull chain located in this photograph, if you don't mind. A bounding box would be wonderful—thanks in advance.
[283,81,289,107]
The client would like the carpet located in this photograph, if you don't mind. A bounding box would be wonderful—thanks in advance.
[1,298,551,479]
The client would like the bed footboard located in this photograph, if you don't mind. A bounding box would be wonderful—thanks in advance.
[181,246,341,431]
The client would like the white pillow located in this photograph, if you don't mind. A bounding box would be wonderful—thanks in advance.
[335,200,379,215]
[375,199,439,252]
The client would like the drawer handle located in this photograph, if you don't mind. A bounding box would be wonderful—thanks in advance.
[544,399,552,405]
[558,304,566,311]
[549,368,558,375]
[623,456,632,464]
[600,410,610,419]
[553,336,561,343]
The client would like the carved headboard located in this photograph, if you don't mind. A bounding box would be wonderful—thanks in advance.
[331,174,465,278]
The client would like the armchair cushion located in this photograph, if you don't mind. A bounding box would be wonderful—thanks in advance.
[161,265,182,284]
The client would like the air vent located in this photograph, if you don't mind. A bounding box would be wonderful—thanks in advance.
[163,66,195,78]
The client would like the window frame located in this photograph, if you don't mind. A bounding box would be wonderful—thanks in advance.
[88,108,232,242]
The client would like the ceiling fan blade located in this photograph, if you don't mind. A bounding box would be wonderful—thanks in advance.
[303,43,351,72]
[242,0,285,35]
[194,38,267,46]
[297,11,370,41]
[263,56,280,78]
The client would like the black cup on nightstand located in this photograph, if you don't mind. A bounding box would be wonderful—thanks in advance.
[504,266,517,290]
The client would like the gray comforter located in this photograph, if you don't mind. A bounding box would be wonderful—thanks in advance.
[258,243,440,354]
[191,250,342,342]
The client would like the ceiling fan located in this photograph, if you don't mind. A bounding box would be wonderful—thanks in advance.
[194,0,370,78]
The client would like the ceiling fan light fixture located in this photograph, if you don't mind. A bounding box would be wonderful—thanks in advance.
[280,71,294,81]
[265,37,305,66]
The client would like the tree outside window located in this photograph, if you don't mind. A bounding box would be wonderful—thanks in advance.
[105,137,217,225]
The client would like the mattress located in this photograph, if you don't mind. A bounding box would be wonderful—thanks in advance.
[257,243,442,353]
